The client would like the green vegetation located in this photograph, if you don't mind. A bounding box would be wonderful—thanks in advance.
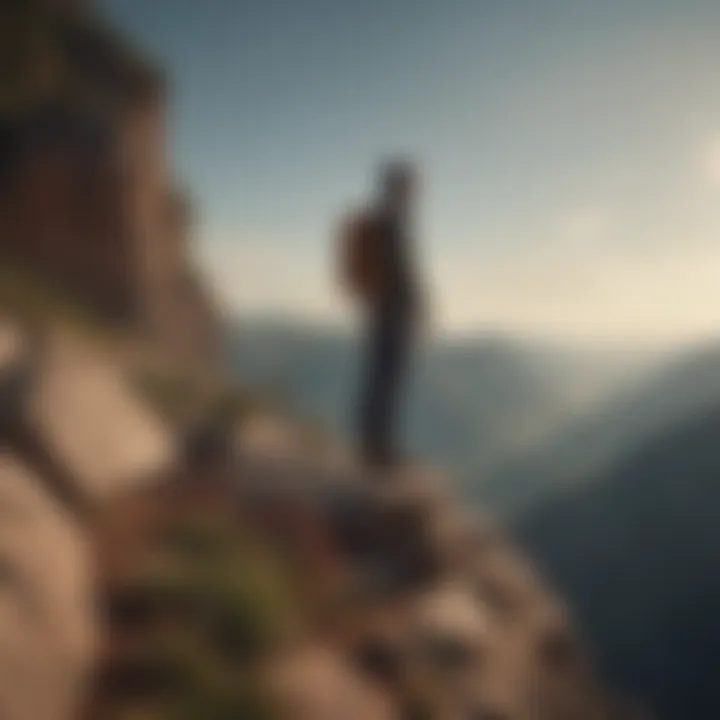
[0,261,123,339]
[162,515,299,660]
[98,509,302,719]
[128,368,200,427]
[129,365,271,432]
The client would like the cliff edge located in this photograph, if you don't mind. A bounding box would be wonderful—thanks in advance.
[1,0,218,370]
[0,317,624,720]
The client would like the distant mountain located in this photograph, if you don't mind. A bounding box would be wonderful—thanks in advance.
[517,406,720,720]
[482,343,720,513]
[224,317,646,507]
[223,319,359,432]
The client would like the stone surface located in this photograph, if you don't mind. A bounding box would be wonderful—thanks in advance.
[2,332,615,720]
[27,333,174,504]
[234,435,610,718]
[0,453,95,720]
[1,2,218,367]
[0,320,23,370]
[271,646,396,720]
[236,414,305,462]
[0,319,32,430]
[413,583,489,660]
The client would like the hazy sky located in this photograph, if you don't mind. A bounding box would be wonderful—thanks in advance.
[103,0,720,343]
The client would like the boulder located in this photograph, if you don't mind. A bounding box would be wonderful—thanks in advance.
[411,583,488,671]
[0,453,95,720]
[271,646,396,720]
[0,319,31,432]
[236,413,304,461]
[473,545,546,621]
[0,320,23,370]
[26,332,175,504]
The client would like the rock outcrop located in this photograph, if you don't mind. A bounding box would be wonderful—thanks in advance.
[0,453,94,720]
[230,449,611,719]
[0,317,174,719]
[25,328,173,504]
[0,0,218,370]
[1,318,174,506]
[0,314,620,719]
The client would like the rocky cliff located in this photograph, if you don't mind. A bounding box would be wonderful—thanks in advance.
[0,4,638,718]
[0,0,218,370]
[0,316,625,719]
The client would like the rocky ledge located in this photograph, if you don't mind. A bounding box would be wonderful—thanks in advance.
[0,316,618,720]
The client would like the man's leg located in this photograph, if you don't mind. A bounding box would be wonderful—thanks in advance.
[359,312,386,466]
[358,311,408,468]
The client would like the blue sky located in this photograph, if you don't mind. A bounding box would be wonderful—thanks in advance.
[103,0,720,342]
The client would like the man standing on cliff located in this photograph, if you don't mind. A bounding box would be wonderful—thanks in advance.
[339,161,425,471]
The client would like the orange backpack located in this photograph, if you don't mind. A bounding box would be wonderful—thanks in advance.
[338,209,383,300]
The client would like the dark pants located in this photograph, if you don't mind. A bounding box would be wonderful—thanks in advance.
[358,306,412,468]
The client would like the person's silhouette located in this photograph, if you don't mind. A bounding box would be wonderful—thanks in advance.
[351,161,424,471]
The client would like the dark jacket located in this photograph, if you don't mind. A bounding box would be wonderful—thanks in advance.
[373,208,421,320]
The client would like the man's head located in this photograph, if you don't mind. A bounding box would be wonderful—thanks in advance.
[379,159,417,214]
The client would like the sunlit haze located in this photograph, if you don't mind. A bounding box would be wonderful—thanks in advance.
[104,0,720,343]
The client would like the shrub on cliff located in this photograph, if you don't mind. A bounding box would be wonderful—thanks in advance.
[93,493,303,719]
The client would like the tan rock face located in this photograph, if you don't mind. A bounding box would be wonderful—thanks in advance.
[27,333,175,504]
[412,582,489,665]
[0,3,218,367]
[0,453,96,720]
[236,414,305,462]
[271,646,396,720]
[0,319,29,429]
[0,321,23,370]
[232,443,613,720]
[0,313,615,719]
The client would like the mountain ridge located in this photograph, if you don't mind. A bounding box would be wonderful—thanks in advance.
[517,403,720,720]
